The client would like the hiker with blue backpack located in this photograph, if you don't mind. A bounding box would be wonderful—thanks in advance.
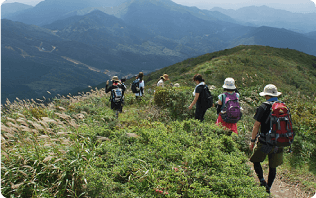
[216,77,242,134]
[249,84,294,194]
[106,76,126,117]
[189,74,213,122]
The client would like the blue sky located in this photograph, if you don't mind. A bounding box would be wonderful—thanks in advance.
[1,0,316,12]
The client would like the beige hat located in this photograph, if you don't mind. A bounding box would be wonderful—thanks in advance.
[222,77,236,89]
[112,76,119,81]
[259,84,282,97]
[163,74,169,80]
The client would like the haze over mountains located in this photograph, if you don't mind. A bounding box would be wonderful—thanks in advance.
[1,0,316,102]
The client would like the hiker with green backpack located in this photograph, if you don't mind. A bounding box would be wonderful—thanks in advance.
[216,77,242,134]
[249,84,295,194]
[106,76,126,117]
[189,74,213,122]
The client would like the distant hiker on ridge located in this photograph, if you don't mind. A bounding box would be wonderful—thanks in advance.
[106,76,126,117]
[133,72,145,100]
[189,74,213,122]
[216,77,242,134]
[157,74,169,87]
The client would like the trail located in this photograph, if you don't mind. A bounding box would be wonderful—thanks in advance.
[248,162,312,198]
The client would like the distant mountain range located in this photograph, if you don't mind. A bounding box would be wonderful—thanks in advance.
[1,2,33,19]
[1,0,316,102]
[211,6,316,33]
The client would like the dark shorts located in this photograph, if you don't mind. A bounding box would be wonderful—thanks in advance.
[250,142,284,168]
[195,105,207,122]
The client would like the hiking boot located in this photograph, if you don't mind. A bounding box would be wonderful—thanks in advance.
[259,179,267,187]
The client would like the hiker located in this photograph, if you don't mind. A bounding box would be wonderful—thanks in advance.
[157,74,169,87]
[106,76,126,116]
[249,84,285,194]
[135,72,145,100]
[216,77,241,134]
[189,74,209,122]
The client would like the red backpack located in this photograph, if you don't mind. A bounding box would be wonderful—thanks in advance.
[262,101,295,147]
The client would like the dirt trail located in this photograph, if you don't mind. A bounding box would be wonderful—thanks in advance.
[247,162,313,198]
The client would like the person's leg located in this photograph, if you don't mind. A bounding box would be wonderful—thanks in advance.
[266,167,277,193]
[253,162,266,186]
[250,142,268,188]
[195,107,206,122]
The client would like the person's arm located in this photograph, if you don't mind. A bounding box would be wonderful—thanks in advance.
[189,93,200,110]
[105,80,111,93]
[249,121,261,150]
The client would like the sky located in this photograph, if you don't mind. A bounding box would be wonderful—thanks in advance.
[1,0,316,12]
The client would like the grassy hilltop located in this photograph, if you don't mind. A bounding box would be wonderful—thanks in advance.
[1,45,315,197]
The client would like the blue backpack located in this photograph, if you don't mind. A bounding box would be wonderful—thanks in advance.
[111,86,123,103]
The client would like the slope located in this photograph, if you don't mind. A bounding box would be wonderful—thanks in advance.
[143,45,316,96]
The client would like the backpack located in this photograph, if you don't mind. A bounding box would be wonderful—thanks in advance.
[261,101,295,147]
[111,86,123,103]
[131,79,140,93]
[200,85,213,110]
[221,92,242,123]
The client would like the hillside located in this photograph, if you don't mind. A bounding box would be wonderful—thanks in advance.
[1,45,315,197]
[143,45,316,96]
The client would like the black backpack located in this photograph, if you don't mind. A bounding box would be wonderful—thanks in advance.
[111,86,123,103]
[131,79,140,93]
[201,85,213,110]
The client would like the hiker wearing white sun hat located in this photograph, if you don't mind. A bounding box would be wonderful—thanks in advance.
[216,77,242,134]
[259,84,282,97]
[222,77,237,90]
[249,84,284,194]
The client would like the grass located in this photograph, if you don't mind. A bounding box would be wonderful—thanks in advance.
[1,45,316,197]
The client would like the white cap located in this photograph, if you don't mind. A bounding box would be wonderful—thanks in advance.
[259,84,282,97]
[222,78,236,89]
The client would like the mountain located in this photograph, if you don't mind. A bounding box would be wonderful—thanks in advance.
[1,2,33,19]
[5,0,237,26]
[1,18,183,102]
[211,6,316,33]
[4,0,131,26]
[230,26,316,56]
[143,45,316,96]
[305,31,316,40]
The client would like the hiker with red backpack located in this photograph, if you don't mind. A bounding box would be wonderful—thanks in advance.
[106,76,126,117]
[216,77,242,134]
[249,84,294,194]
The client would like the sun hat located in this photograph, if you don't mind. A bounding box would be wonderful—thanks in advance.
[222,78,236,89]
[112,76,119,82]
[259,84,282,97]
[163,74,169,80]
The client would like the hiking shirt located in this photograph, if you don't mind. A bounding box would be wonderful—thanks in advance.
[157,79,164,87]
[135,80,145,96]
[193,82,205,106]
[218,92,240,111]
[254,97,278,135]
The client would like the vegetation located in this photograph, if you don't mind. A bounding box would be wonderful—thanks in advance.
[1,46,316,197]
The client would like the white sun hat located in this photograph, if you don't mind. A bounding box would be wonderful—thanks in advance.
[222,77,236,90]
[259,84,282,97]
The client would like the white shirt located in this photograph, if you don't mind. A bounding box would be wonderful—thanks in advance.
[193,82,205,96]
[135,80,145,96]
[157,79,164,87]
